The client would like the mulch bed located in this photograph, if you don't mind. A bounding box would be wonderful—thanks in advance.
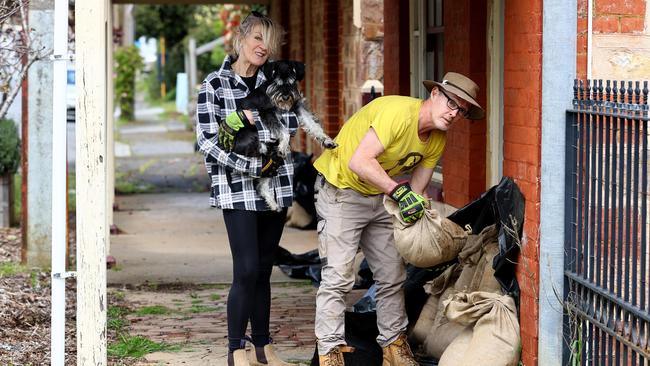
[0,226,130,365]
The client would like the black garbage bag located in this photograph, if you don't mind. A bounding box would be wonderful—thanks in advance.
[310,312,383,366]
[447,176,524,300]
[355,258,374,289]
[291,152,319,230]
[274,246,321,281]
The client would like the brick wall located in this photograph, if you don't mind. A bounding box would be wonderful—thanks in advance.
[504,0,543,364]
[442,0,487,208]
[576,0,647,79]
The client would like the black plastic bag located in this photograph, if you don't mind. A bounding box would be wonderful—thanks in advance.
[447,176,524,299]
[291,152,319,229]
[310,312,383,366]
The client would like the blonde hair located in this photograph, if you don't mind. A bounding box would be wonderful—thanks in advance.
[232,12,284,59]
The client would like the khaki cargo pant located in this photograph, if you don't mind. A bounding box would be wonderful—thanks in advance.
[314,176,408,355]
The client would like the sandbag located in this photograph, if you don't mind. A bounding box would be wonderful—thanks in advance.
[411,264,460,344]
[422,287,468,359]
[409,293,439,344]
[384,197,467,268]
[285,202,314,229]
[477,242,502,294]
[439,292,521,366]
[455,225,498,292]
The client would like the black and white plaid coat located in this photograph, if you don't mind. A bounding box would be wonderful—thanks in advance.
[196,56,298,210]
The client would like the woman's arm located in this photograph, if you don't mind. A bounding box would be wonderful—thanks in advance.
[195,78,265,178]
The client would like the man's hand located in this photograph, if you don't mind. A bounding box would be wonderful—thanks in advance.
[218,110,253,150]
[260,153,283,177]
[389,182,427,223]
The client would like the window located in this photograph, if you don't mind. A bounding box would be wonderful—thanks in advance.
[425,0,444,84]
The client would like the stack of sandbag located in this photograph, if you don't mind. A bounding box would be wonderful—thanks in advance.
[384,197,468,268]
[409,224,516,362]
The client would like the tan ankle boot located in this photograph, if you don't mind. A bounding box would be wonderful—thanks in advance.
[382,334,418,366]
[318,346,355,366]
[232,349,250,366]
[249,344,293,365]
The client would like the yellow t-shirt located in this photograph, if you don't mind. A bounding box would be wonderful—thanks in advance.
[314,95,446,195]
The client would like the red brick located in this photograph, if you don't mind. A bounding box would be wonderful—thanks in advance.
[577,0,589,16]
[620,16,645,33]
[595,0,646,16]
[576,54,588,80]
[593,15,620,33]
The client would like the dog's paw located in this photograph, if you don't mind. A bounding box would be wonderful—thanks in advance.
[323,139,338,149]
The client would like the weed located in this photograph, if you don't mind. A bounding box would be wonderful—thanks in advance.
[188,304,214,314]
[29,270,40,288]
[108,335,180,358]
[191,299,203,305]
[135,305,172,316]
[112,291,126,300]
[209,294,221,301]
[0,262,26,277]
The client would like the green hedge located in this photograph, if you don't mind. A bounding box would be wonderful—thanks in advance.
[0,119,20,175]
[115,46,144,121]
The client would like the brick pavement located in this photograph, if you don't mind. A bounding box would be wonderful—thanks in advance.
[117,282,323,366]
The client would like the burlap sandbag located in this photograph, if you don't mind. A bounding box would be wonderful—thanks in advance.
[477,242,502,294]
[422,287,468,359]
[384,197,467,267]
[411,264,461,343]
[439,292,521,366]
[455,225,498,292]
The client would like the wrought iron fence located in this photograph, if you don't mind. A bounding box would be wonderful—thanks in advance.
[564,79,650,365]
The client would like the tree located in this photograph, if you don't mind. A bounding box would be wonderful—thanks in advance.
[0,0,49,120]
[134,5,195,96]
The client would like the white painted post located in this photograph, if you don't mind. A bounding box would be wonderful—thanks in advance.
[50,0,69,363]
[188,37,197,98]
[76,0,108,363]
[107,1,115,253]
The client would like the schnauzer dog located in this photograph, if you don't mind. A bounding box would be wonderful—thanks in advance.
[232,60,337,211]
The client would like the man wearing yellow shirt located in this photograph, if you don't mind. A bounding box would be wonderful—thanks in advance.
[314,72,485,366]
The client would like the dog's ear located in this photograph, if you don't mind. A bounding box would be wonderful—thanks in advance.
[262,61,275,80]
[291,61,305,82]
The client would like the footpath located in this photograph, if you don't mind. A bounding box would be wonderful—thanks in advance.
[107,103,322,365]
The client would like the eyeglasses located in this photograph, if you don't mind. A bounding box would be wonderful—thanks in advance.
[439,88,470,118]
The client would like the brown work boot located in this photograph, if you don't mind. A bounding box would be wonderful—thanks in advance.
[318,345,355,366]
[249,344,293,365]
[382,334,418,366]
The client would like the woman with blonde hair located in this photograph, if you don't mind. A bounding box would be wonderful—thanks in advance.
[195,10,296,366]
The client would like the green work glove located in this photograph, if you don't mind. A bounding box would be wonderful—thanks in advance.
[389,182,427,223]
[218,110,252,151]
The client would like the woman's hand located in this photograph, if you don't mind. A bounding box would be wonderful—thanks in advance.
[218,110,256,150]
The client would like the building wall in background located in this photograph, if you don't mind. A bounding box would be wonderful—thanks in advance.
[577,0,649,79]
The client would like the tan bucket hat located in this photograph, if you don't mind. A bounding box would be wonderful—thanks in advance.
[423,72,485,120]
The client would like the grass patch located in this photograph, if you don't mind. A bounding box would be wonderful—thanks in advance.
[188,304,214,314]
[115,180,155,194]
[107,305,131,334]
[209,294,221,301]
[108,335,181,358]
[190,299,203,305]
[135,305,172,316]
[0,262,27,277]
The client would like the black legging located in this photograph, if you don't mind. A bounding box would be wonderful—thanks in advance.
[222,208,287,352]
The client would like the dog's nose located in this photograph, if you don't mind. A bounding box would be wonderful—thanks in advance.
[281,95,290,100]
